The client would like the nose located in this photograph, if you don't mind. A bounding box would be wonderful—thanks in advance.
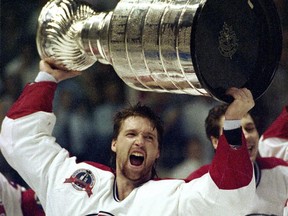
[242,129,251,139]
[243,130,248,139]
[134,135,145,147]
[242,129,256,145]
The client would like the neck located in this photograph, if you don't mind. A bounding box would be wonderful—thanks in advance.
[115,172,151,200]
[115,177,136,200]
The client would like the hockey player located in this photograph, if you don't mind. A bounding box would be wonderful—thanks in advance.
[0,60,256,215]
[187,104,288,215]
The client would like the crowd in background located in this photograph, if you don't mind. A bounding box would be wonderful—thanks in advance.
[1,0,288,186]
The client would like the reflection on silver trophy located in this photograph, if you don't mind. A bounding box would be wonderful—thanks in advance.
[36,0,282,102]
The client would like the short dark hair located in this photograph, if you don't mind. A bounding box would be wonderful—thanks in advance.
[110,102,164,178]
[205,104,258,140]
[112,102,164,150]
[205,104,228,140]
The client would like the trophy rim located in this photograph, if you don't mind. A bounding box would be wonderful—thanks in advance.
[191,0,283,103]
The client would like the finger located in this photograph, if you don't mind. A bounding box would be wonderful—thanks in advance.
[226,87,238,94]
[225,87,239,98]
[241,88,253,98]
[227,87,253,101]
[236,89,247,99]
[226,87,244,100]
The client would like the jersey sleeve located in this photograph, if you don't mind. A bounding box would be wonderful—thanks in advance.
[188,128,253,188]
[209,132,253,189]
[259,106,288,161]
[0,81,70,211]
[180,128,255,215]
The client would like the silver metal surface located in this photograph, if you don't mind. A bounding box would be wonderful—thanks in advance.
[37,0,209,96]
[37,0,98,71]
[36,0,282,101]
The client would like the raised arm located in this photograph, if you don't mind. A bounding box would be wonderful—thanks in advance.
[180,87,256,215]
[209,87,255,189]
[0,61,81,210]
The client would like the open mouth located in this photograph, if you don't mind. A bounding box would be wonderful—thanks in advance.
[130,152,144,166]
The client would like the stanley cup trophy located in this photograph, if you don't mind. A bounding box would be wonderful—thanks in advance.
[36,0,282,102]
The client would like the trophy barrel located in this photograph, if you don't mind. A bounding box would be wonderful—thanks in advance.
[106,0,282,102]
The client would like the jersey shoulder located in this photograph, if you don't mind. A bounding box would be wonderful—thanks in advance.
[185,164,210,182]
[256,157,288,170]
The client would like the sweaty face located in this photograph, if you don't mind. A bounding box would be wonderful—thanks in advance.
[111,116,160,184]
[217,114,259,162]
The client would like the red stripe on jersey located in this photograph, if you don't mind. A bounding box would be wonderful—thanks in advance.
[256,157,288,169]
[185,164,210,182]
[84,161,115,173]
[0,202,6,214]
[209,133,253,189]
[262,106,288,140]
[186,134,253,188]
[21,189,45,216]
[7,82,57,119]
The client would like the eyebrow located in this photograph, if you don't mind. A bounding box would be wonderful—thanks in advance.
[243,122,255,127]
[125,129,157,137]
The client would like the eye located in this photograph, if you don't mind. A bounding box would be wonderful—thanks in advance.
[126,132,136,137]
[245,126,256,132]
[144,135,154,142]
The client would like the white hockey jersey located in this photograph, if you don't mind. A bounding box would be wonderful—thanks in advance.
[0,171,44,216]
[0,172,24,216]
[259,106,288,162]
[187,157,288,215]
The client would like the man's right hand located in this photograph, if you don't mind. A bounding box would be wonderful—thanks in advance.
[39,60,82,82]
[224,87,255,120]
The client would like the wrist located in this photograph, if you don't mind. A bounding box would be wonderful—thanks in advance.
[35,71,58,83]
[224,119,241,130]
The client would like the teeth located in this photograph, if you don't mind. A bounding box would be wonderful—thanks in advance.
[131,152,144,157]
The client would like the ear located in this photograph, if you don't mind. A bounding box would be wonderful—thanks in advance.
[210,136,219,150]
[111,139,117,152]
[156,150,160,159]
